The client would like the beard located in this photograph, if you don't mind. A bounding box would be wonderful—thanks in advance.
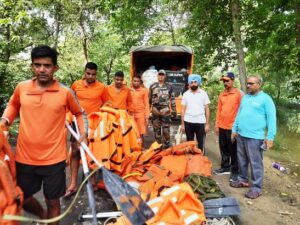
[190,86,198,91]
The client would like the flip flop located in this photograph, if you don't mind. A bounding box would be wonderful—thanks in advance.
[63,188,77,199]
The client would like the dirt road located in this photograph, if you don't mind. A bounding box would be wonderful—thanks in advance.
[204,130,300,225]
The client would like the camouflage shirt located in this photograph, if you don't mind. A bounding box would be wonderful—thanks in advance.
[149,82,176,113]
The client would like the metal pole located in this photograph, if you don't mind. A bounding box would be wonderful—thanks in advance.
[73,117,98,225]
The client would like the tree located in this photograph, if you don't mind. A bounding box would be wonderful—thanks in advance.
[230,0,247,91]
[0,0,50,112]
[89,26,129,84]
[245,0,299,100]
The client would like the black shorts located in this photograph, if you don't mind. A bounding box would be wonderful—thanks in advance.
[16,161,66,200]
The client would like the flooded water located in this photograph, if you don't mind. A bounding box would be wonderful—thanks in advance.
[267,105,300,173]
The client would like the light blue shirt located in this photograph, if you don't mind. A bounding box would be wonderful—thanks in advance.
[232,91,276,140]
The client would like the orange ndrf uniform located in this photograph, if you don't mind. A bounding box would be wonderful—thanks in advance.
[131,87,150,135]
[2,78,85,166]
[103,85,133,113]
[71,79,105,114]
[215,88,242,129]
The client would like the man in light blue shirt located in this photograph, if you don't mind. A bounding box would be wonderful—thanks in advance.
[231,75,276,199]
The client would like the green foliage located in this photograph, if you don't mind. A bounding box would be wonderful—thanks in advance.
[182,0,235,72]
[55,34,86,86]
[0,0,299,109]
[0,0,299,158]
[89,25,129,85]
[245,0,299,100]
[103,0,156,48]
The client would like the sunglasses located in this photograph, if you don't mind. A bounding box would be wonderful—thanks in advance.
[158,73,166,76]
[223,80,230,83]
[247,82,256,86]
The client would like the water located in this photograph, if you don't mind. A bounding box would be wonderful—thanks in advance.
[267,105,300,172]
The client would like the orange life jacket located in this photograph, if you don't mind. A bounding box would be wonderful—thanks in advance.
[146,183,206,225]
[0,128,24,225]
[88,107,141,172]
[159,155,188,181]
[120,141,205,179]
[117,110,140,155]
[120,141,212,201]
[120,142,162,176]
[108,183,206,225]
[137,164,180,201]
[88,112,116,169]
[185,154,212,177]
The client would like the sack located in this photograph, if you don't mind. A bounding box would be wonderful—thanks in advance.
[185,174,225,202]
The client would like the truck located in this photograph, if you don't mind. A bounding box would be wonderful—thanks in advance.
[130,45,194,114]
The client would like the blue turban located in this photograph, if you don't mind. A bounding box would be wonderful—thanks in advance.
[188,74,202,85]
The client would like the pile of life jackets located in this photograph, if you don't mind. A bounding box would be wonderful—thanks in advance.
[120,141,212,201]
[109,183,206,225]
[0,127,23,225]
[105,141,212,224]
[93,141,211,225]
[82,108,215,224]
[87,107,141,172]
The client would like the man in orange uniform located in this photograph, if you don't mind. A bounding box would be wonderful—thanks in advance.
[130,75,150,147]
[214,72,243,182]
[103,71,133,114]
[65,62,105,198]
[0,45,86,225]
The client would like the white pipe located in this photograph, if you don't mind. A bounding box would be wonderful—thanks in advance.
[65,122,102,168]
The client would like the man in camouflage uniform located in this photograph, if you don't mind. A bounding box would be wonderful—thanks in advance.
[149,69,176,148]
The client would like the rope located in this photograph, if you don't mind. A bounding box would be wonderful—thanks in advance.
[206,217,236,225]
[103,217,118,225]
[122,172,142,180]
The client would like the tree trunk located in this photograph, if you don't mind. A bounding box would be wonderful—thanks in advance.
[230,0,247,92]
[0,25,11,113]
[79,8,88,63]
[296,0,300,65]
[104,58,114,85]
[169,19,176,45]
[164,18,176,45]
[277,87,281,99]
[53,3,62,49]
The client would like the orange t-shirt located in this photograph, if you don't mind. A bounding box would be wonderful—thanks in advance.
[71,79,105,114]
[215,88,243,129]
[2,78,85,165]
[131,87,150,118]
[103,84,133,112]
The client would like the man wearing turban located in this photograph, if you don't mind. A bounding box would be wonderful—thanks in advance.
[181,74,210,152]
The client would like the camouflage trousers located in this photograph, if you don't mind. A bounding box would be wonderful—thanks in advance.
[152,115,171,149]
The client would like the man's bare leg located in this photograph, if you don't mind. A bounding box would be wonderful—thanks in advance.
[23,196,47,219]
[66,142,79,196]
[45,198,60,225]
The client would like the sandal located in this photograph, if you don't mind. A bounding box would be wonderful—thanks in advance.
[230,180,250,188]
[63,188,77,199]
[93,184,99,192]
[245,189,262,199]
